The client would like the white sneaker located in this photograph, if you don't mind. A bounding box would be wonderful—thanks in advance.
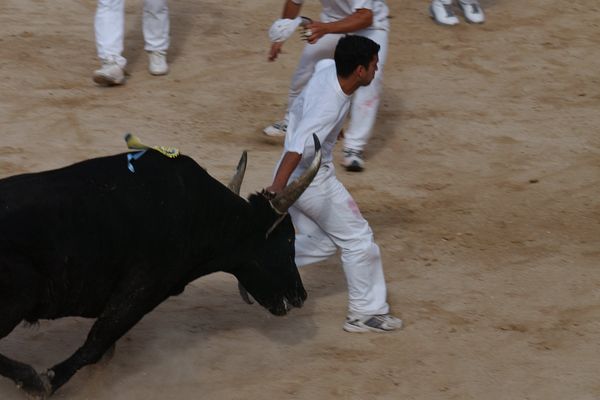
[430,0,459,26]
[343,314,403,333]
[148,51,169,76]
[458,0,485,23]
[263,120,287,137]
[341,148,364,172]
[93,62,125,86]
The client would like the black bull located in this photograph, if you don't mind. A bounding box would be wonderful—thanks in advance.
[0,141,321,398]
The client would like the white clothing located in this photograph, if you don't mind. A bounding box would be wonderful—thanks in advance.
[95,0,170,68]
[277,63,390,316]
[291,0,389,31]
[283,0,389,152]
[282,60,349,181]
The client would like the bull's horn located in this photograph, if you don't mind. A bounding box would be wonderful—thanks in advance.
[270,134,321,214]
[228,151,253,305]
[227,151,248,195]
[238,282,254,304]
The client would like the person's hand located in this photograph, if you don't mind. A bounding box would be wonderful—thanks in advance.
[265,184,283,194]
[269,42,284,61]
[262,185,281,200]
[304,21,329,44]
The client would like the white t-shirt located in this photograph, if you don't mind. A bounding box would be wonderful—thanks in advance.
[279,60,350,182]
[291,0,389,31]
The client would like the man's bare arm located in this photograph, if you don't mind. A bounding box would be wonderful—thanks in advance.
[305,8,373,44]
[267,151,302,193]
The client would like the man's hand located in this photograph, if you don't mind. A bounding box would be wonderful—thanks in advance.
[269,41,284,61]
[303,21,329,44]
[264,185,281,195]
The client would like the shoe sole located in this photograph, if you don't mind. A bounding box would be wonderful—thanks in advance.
[93,74,124,86]
[149,69,169,76]
[343,323,399,333]
[263,129,286,137]
[461,15,485,24]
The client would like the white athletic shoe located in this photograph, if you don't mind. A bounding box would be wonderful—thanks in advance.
[458,0,485,23]
[148,51,169,76]
[343,314,403,333]
[342,148,365,172]
[93,62,125,86]
[263,120,287,137]
[430,0,459,26]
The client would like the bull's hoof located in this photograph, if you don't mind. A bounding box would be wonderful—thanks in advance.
[19,370,52,399]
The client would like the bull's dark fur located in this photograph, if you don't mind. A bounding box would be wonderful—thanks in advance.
[0,151,306,398]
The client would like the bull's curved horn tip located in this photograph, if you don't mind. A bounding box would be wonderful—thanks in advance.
[238,151,248,168]
[312,133,321,152]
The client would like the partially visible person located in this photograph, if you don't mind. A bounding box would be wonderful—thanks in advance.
[265,0,390,173]
[93,0,170,86]
[267,35,402,333]
[430,0,485,25]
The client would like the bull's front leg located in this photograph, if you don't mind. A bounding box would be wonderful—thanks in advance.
[43,284,169,394]
[0,354,51,399]
[0,260,50,398]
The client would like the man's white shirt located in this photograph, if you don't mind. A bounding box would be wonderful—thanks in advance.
[280,60,350,182]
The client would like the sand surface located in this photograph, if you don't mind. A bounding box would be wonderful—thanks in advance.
[1,0,600,399]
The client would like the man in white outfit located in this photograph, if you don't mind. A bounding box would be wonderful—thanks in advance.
[265,0,390,173]
[93,0,170,86]
[430,0,485,25]
[267,35,402,333]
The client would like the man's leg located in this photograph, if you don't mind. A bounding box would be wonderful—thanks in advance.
[293,167,390,317]
[342,29,389,171]
[93,0,127,85]
[289,206,337,267]
[143,0,170,75]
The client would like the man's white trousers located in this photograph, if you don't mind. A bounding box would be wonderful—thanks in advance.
[290,164,390,316]
[95,0,169,68]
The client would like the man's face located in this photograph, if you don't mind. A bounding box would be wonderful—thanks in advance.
[359,54,379,86]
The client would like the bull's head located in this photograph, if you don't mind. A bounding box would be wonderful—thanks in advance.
[228,135,321,315]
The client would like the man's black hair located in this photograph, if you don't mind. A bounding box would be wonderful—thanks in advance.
[334,35,380,78]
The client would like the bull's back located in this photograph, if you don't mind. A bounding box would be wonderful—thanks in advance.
[0,151,242,317]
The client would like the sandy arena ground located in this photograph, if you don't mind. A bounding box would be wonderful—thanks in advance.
[1,0,600,399]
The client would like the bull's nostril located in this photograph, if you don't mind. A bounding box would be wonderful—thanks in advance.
[289,295,304,308]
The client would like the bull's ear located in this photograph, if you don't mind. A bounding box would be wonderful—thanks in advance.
[227,151,247,195]
[270,134,321,214]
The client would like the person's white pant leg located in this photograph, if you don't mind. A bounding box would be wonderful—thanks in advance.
[341,232,389,316]
[143,0,169,52]
[290,206,337,267]
[344,29,389,152]
[293,166,389,316]
[285,33,343,121]
[95,0,127,68]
